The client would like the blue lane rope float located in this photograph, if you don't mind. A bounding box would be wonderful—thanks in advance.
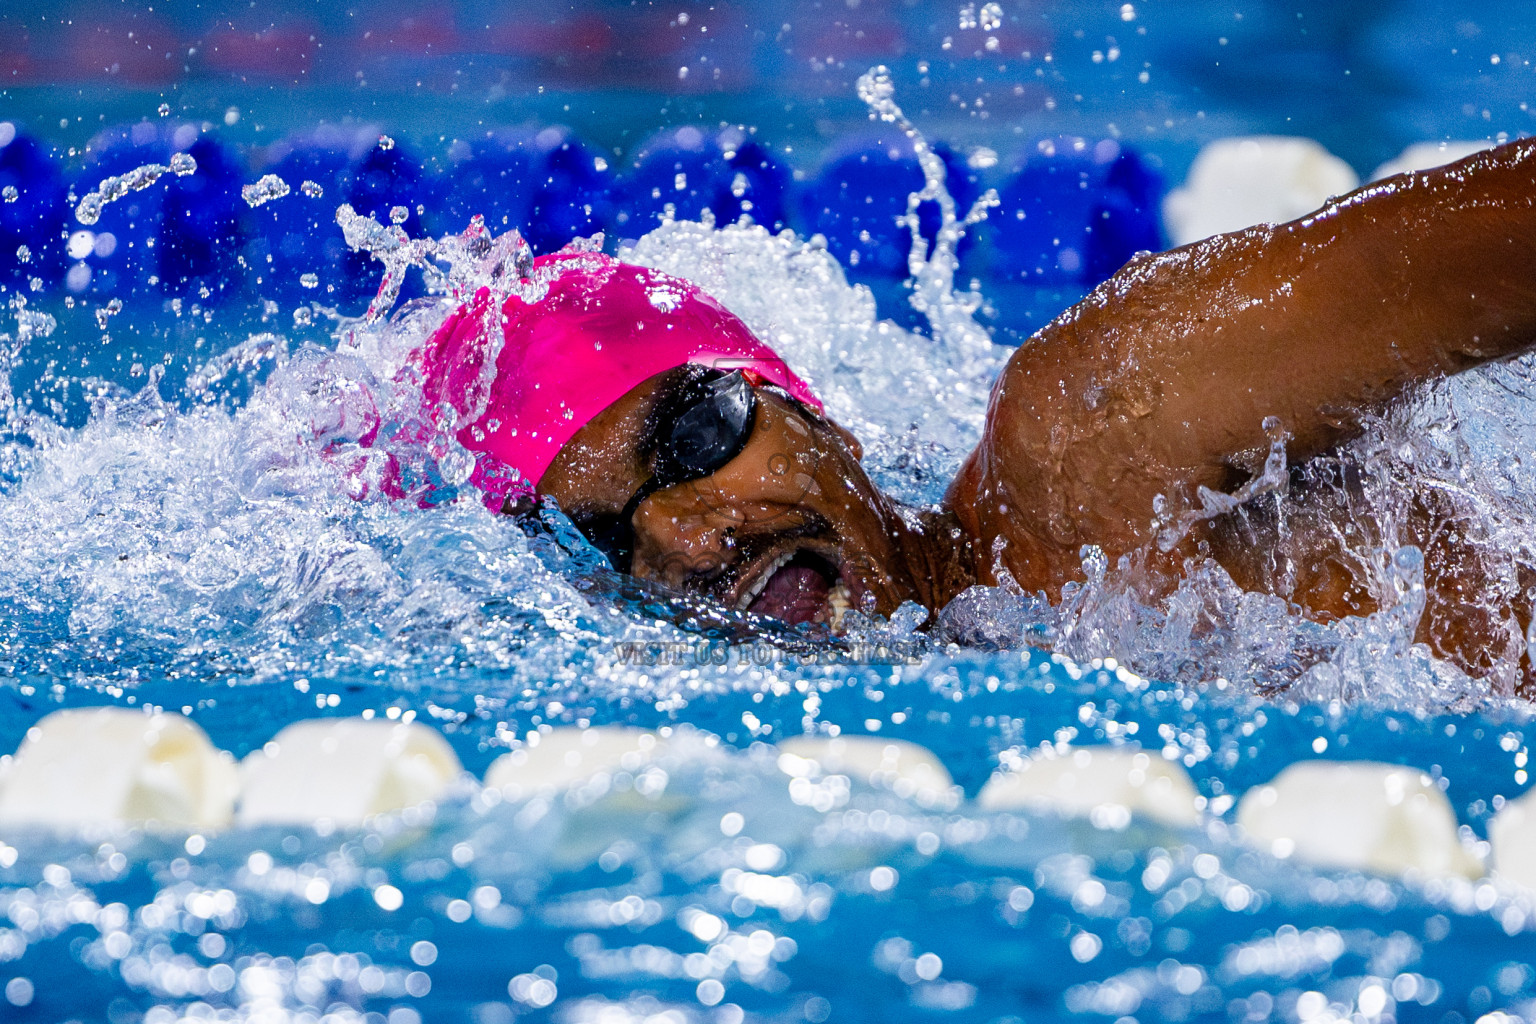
[982,136,1164,286]
[243,133,357,302]
[797,132,981,282]
[16,120,1168,305]
[245,126,437,304]
[618,124,790,236]
[71,122,246,301]
[0,123,69,292]
[438,126,615,254]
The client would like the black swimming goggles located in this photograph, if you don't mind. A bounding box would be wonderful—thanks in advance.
[571,368,759,573]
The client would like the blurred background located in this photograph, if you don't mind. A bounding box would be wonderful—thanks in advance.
[4,0,1532,162]
[0,0,1532,341]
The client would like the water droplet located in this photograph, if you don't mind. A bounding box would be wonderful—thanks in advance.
[241,174,291,208]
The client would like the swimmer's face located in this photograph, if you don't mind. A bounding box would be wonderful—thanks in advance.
[538,369,923,628]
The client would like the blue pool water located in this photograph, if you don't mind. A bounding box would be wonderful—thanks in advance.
[4,2,1536,1022]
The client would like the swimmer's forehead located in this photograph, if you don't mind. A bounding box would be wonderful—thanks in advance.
[538,367,695,494]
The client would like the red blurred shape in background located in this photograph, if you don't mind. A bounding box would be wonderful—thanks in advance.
[0,27,34,84]
[487,14,616,60]
[356,15,461,56]
[202,23,317,80]
[63,16,182,85]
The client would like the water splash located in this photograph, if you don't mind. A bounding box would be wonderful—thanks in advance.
[1155,415,1292,553]
[240,174,291,208]
[74,152,197,226]
[932,361,1536,708]
[857,64,999,374]
[0,295,56,420]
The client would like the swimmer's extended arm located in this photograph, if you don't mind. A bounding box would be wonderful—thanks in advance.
[951,138,1536,593]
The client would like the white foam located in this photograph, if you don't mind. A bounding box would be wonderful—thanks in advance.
[0,708,237,830]
[1487,788,1536,889]
[484,726,670,798]
[1236,760,1481,879]
[777,735,958,810]
[1371,140,1493,181]
[1163,136,1360,245]
[977,746,1202,828]
[237,718,461,827]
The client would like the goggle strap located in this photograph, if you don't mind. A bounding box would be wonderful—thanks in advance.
[619,477,662,529]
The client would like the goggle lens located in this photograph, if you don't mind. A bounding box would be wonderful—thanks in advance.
[573,370,759,573]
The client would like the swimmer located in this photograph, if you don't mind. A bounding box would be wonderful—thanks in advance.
[415,139,1536,689]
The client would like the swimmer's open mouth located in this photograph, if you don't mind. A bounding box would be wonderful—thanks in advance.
[727,545,852,629]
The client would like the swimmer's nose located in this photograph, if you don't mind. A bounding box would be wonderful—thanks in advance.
[628,492,739,589]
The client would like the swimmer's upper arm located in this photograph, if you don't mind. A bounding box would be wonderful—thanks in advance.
[957,138,1536,592]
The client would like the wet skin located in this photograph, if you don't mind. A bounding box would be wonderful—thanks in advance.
[538,139,1536,687]
[538,371,977,624]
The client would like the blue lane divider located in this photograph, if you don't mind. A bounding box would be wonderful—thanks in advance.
[617,125,790,236]
[160,133,247,300]
[1,122,1167,306]
[344,139,437,306]
[243,136,354,301]
[0,123,68,292]
[439,126,614,254]
[797,134,980,281]
[246,127,436,305]
[72,122,246,300]
[348,139,437,240]
[982,136,1164,286]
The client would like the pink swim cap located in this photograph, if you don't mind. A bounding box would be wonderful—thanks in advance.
[416,252,821,508]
